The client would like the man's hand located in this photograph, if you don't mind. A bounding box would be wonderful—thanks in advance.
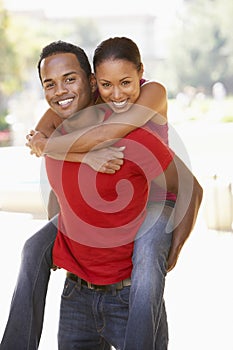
[26,130,47,157]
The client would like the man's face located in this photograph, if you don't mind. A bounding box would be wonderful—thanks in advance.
[40,52,94,119]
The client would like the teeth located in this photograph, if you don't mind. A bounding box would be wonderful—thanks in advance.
[112,100,127,108]
[58,98,73,106]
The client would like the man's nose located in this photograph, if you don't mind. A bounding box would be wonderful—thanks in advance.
[55,82,68,95]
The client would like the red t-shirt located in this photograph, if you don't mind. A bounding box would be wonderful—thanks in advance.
[47,124,174,284]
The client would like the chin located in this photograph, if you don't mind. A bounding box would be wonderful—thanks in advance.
[112,105,131,114]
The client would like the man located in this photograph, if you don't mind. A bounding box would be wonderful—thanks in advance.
[0,41,202,350]
[0,41,124,350]
[37,41,202,350]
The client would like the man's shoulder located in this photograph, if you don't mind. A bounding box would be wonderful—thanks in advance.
[126,123,160,141]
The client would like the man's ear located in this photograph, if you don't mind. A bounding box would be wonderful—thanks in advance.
[90,73,97,92]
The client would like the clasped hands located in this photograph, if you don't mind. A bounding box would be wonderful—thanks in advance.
[25,130,125,174]
[26,130,46,157]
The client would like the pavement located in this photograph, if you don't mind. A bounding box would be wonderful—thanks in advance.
[0,209,233,350]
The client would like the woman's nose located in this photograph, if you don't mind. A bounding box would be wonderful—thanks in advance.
[111,86,122,100]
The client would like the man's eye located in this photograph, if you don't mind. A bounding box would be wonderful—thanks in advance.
[44,83,54,89]
[66,77,75,83]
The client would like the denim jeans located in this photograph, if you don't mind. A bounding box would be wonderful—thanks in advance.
[58,277,129,350]
[124,203,173,349]
[0,216,58,350]
[58,203,173,350]
[0,203,173,350]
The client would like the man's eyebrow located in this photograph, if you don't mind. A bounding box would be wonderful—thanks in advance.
[42,78,53,84]
[42,71,79,84]
[63,71,79,77]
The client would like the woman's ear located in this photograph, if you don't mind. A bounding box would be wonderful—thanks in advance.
[90,73,97,92]
[139,63,144,79]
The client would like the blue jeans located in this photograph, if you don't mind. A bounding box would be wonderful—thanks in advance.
[0,204,173,350]
[58,278,129,350]
[124,203,173,349]
[58,203,173,350]
[0,216,58,350]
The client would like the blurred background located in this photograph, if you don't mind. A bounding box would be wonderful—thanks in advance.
[0,0,233,349]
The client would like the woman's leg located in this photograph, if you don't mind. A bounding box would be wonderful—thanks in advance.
[123,203,173,350]
[155,300,169,350]
[0,215,58,350]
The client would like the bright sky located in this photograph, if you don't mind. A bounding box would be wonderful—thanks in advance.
[3,0,181,18]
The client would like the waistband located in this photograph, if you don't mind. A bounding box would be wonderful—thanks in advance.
[67,272,131,292]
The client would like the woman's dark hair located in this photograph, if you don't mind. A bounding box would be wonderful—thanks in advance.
[37,40,92,82]
[93,37,142,72]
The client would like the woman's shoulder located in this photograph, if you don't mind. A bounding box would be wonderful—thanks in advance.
[141,79,166,92]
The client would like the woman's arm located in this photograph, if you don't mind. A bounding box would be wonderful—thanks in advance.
[47,146,125,174]
[81,81,168,150]
[28,82,168,155]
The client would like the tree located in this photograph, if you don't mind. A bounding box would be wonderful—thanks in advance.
[0,1,20,109]
[163,0,233,95]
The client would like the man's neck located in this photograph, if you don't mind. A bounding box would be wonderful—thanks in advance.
[61,104,105,134]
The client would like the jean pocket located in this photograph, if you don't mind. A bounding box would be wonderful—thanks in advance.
[117,286,130,305]
[62,277,77,299]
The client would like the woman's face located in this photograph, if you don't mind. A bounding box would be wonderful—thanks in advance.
[95,59,143,113]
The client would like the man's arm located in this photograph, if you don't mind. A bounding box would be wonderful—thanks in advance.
[154,155,203,271]
[35,108,63,137]
[47,190,60,220]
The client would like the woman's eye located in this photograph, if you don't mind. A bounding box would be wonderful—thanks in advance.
[102,83,111,88]
[122,81,130,86]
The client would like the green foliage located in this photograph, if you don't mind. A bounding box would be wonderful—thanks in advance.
[3,12,100,89]
[0,2,21,97]
[1,0,233,104]
[0,112,9,131]
[0,3,100,116]
[162,0,233,95]
[221,115,233,123]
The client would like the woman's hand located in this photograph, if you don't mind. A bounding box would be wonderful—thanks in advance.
[82,146,125,174]
[26,130,47,157]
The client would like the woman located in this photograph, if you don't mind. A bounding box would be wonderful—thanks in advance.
[1,37,175,350]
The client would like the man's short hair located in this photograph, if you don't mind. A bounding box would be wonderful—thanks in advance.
[37,40,92,82]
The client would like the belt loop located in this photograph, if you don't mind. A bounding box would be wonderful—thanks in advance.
[77,277,82,291]
[87,281,94,289]
[111,285,117,296]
